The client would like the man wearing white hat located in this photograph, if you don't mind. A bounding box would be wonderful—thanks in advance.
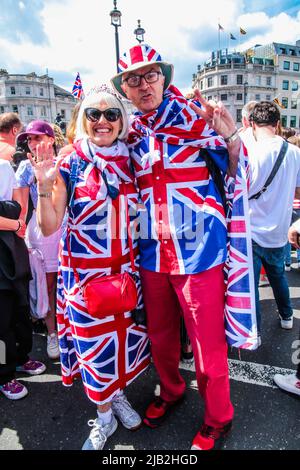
[111,44,256,450]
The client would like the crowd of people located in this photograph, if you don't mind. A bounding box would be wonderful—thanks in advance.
[0,43,299,451]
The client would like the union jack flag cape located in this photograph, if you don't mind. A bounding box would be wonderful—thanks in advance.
[128,85,258,350]
[57,139,150,404]
[71,72,84,100]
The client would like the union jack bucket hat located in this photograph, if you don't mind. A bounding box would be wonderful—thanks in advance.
[111,43,174,98]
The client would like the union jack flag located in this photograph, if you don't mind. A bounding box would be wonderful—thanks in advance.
[57,142,150,403]
[71,72,84,100]
[128,85,258,349]
[118,43,162,73]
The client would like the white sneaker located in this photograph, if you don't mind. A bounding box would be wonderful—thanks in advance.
[280,316,293,330]
[112,393,142,430]
[82,415,118,450]
[47,333,60,359]
[274,373,300,396]
[285,264,291,272]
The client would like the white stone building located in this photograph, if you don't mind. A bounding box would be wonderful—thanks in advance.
[0,70,76,127]
[192,40,300,130]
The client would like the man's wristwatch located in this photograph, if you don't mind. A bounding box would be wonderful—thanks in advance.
[224,129,239,144]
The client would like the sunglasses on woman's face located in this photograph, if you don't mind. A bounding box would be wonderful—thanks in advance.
[84,107,121,123]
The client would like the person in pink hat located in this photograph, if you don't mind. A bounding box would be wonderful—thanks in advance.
[16,121,62,360]
[111,44,257,450]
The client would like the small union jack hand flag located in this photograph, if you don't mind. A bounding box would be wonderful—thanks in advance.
[72,72,84,99]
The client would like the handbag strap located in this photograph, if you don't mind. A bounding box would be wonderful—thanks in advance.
[66,181,137,288]
[249,140,288,200]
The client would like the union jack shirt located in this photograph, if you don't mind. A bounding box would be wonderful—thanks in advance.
[128,85,258,349]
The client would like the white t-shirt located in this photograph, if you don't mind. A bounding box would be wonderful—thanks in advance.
[0,159,18,201]
[248,135,300,248]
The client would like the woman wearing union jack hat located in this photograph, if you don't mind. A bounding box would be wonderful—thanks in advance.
[111,43,258,451]
[29,86,150,450]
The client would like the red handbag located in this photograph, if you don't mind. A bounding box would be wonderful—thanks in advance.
[66,186,138,319]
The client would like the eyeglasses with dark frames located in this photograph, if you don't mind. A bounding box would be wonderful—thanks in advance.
[122,70,162,88]
[84,107,122,123]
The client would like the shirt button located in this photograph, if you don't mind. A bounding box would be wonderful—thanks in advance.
[157,197,162,202]
[156,176,160,180]
[163,240,168,244]
[159,220,163,224]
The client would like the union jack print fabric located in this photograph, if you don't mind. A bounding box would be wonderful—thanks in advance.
[71,72,84,100]
[128,85,258,349]
[57,139,150,404]
[118,44,162,73]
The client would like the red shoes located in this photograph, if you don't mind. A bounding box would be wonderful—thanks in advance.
[143,395,185,428]
[191,421,233,450]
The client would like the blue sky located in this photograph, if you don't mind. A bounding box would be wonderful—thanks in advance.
[0,0,300,94]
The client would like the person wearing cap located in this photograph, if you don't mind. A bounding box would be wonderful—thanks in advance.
[28,88,150,450]
[111,44,257,451]
[16,120,62,361]
[248,101,300,335]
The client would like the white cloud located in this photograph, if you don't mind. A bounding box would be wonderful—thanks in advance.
[1,0,300,96]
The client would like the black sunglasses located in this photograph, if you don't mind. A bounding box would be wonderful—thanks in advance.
[84,107,121,123]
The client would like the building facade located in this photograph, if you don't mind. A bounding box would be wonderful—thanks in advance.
[0,70,76,127]
[192,40,300,130]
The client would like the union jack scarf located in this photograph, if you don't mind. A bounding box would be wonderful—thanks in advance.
[128,85,258,350]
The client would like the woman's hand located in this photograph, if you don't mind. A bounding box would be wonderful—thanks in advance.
[189,89,237,140]
[28,142,61,192]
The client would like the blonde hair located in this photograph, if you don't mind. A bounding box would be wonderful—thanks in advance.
[51,123,65,149]
[288,134,300,148]
[66,101,81,144]
[76,90,129,142]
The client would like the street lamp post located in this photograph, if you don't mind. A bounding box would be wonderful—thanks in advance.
[134,19,145,43]
[244,81,248,105]
[110,0,122,72]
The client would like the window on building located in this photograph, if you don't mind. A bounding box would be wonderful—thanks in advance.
[289,49,296,56]
[12,105,18,113]
[25,86,31,95]
[40,88,44,96]
[0,106,5,113]
[256,76,261,86]
[266,76,272,86]
[207,96,212,101]
[293,63,300,72]
[236,109,242,122]
[41,106,46,117]
[236,93,243,101]
[60,109,66,118]
[220,75,228,85]
[290,116,297,128]
[280,48,286,54]
[283,61,290,70]
[236,75,243,85]
[10,86,16,95]
[292,81,298,91]
[220,94,227,101]
[27,106,33,116]
[266,95,271,101]
[282,97,288,109]
[255,94,261,101]
[282,80,289,90]
[200,80,203,90]
[207,77,213,87]
[291,100,297,109]
[281,115,287,127]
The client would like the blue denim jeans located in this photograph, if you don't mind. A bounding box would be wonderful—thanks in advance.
[252,241,293,333]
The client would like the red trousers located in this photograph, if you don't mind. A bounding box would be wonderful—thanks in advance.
[140,264,234,428]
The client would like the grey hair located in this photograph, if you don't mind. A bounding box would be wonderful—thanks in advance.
[242,100,257,120]
[76,90,129,141]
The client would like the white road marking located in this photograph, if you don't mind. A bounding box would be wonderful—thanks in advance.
[179,359,296,389]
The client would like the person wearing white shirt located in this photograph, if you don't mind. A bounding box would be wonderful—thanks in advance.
[247,102,300,335]
[273,218,300,396]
